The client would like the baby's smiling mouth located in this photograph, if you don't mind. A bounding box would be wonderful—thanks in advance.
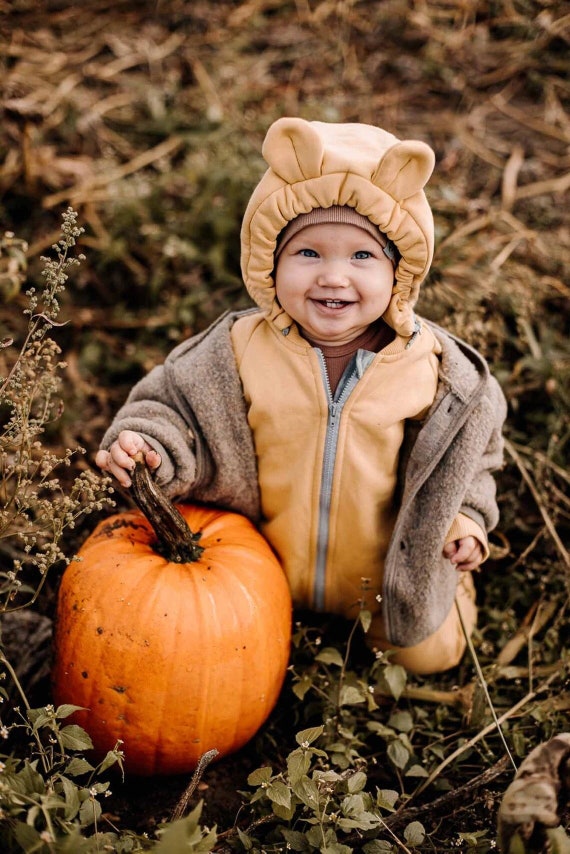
[315,299,352,309]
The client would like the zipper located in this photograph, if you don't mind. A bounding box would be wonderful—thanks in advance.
[313,350,361,610]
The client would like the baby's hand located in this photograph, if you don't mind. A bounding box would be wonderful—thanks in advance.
[95,430,161,489]
[442,536,483,572]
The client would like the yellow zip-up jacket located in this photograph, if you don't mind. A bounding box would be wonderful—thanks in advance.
[231,311,441,626]
[100,310,506,648]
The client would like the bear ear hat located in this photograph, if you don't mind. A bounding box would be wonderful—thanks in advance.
[371,140,435,200]
[262,116,435,202]
[262,116,324,182]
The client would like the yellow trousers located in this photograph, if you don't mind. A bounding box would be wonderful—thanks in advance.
[370,573,477,675]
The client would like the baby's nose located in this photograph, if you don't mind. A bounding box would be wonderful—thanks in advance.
[316,263,349,286]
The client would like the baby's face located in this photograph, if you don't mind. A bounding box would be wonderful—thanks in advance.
[274,222,395,347]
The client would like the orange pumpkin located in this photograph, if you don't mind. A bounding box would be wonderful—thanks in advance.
[51,462,292,776]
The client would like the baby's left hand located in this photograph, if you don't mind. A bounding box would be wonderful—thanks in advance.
[442,536,483,572]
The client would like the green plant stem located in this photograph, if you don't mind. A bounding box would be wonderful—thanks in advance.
[456,598,518,774]
[0,653,51,776]
[0,653,30,711]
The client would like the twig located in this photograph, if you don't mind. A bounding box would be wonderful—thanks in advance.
[457,598,518,774]
[505,438,570,574]
[409,670,561,800]
[383,755,510,830]
[376,817,413,853]
[508,442,570,485]
[170,749,219,821]
[43,135,184,208]
[496,599,558,667]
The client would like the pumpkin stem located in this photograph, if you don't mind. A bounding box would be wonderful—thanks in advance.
[130,454,204,563]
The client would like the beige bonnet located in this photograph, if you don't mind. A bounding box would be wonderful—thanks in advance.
[240,117,435,337]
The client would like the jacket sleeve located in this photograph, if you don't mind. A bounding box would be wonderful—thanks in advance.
[98,311,261,518]
[456,373,507,536]
[99,361,200,497]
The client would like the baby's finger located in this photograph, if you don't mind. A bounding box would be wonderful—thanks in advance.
[455,543,484,572]
[457,560,480,573]
[108,458,134,488]
[94,448,111,471]
[96,450,133,488]
[109,442,137,471]
[117,430,145,456]
[145,448,162,470]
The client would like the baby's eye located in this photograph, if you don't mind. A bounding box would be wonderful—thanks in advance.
[353,250,372,260]
[299,248,319,258]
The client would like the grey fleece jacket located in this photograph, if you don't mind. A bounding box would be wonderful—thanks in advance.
[101,309,507,647]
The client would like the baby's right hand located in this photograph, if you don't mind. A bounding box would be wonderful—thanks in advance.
[95,430,162,488]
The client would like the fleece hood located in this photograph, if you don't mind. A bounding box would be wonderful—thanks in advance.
[240,117,436,337]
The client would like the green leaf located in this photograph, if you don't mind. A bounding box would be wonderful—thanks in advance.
[79,795,102,828]
[266,780,292,809]
[247,766,273,786]
[380,664,407,700]
[363,841,395,852]
[315,647,345,667]
[296,726,324,747]
[341,792,366,817]
[56,703,87,720]
[65,757,95,777]
[338,685,366,706]
[60,775,81,820]
[13,823,43,851]
[367,721,396,739]
[60,724,94,751]
[154,804,217,853]
[292,674,314,700]
[387,739,409,770]
[405,764,429,778]
[281,828,311,852]
[288,749,312,785]
[546,826,570,854]
[15,761,46,796]
[322,843,353,854]
[293,777,320,809]
[404,821,425,846]
[376,789,399,812]
[237,828,254,850]
[273,799,296,821]
[359,609,372,633]
[388,710,413,733]
[347,770,367,793]
[98,748,123,774]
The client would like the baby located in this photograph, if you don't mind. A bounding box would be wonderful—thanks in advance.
[97,117,506,674]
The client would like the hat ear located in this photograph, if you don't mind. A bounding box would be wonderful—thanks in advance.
[371,140,435,201]
[262,117,325,183]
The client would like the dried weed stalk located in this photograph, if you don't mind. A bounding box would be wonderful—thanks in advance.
[0,208,113,609]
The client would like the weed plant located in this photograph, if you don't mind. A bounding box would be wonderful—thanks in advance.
[0,210,112,609]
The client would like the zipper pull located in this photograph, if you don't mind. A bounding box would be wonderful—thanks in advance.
[329,402,338,419]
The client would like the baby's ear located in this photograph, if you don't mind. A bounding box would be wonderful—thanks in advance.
[371,140,435,200]
[262,117,324,182]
